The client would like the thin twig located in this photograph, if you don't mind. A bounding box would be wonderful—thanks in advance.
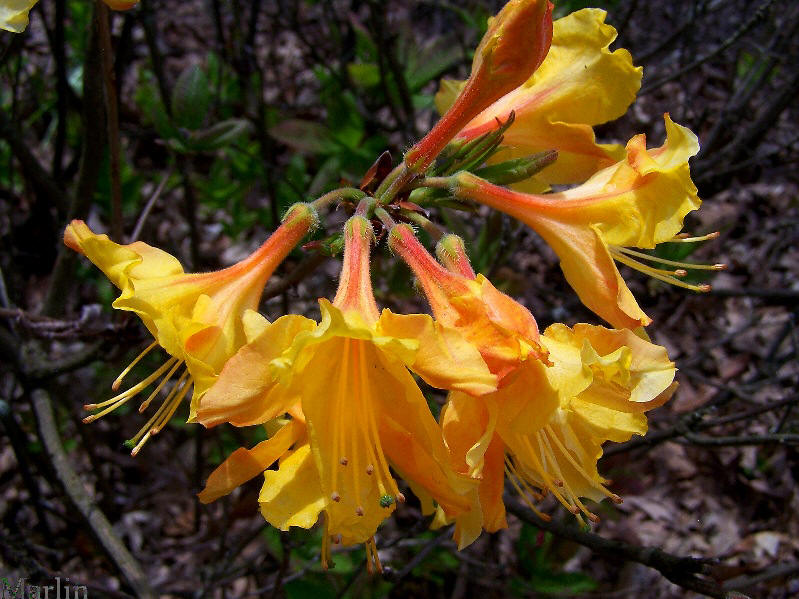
[30,388,157,598]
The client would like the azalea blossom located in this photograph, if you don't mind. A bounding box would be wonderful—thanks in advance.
[64,203,316,453]
[442,322,677,540]
[436,8,642,190]
[196,214,496,569]
[389,226,675,541]
[451,114,711,330]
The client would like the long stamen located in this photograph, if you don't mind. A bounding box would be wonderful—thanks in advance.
[331,339,351,502]
[151,373,192,434]
[357,342,400,502]
[539,430,598,522]
[520,435,573,509]
[127,369,191,455]
[615,246,725,271]
[611,249,711,292]
[321,513,330,570]
[504,459,550,521]
[138,359,183,413]
[111,341,158,391]
[83,357,179,412]
[545,425,622,504]
[670,231,720,243]
[348,341,364,516]
[365,538,383,574]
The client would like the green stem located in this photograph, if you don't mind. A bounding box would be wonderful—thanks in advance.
[311,187,366,212]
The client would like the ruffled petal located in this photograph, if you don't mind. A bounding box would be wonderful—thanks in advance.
[196,314,314,428]
[376,310,497,396]
[198,419,302,503]
[259,444,327,531]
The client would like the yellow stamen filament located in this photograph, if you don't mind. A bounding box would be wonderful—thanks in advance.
[349,342,364,516]
[611,249,712,292]
[539,430,598,522]
[365,538,383,574]
[615,246,726,271]
[504,459,550,521]
[671,231,720,242]
[138,359,183,413]
[111,341,158,391]
[83,357,179,413]
[357,342,401,502]
[321,514,330,570]
[331,340,350,501]
[548,425,622,504]
[128,369,193,456]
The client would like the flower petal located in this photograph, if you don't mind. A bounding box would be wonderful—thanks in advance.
[259,444,327,531]
[196,314,314,428]
[376,310,497,396]
[198,419,302,503]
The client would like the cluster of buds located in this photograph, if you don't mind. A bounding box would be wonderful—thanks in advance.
[65,0,720,571]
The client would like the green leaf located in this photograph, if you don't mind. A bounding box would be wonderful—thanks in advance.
[171,65,211,130]
[268,119,336,154]
[347,62,381,88]
[185,119,253,152]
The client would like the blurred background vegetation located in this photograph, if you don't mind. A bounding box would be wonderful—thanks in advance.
[1,1,798,597]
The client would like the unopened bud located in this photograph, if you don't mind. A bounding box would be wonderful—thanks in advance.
[405,0,553,172]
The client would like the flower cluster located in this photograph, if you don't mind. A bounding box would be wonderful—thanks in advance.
[66,0,719,571]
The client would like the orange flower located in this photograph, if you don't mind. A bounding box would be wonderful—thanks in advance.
[389,225,547,381]
[65,203,316,453]
[197,215,494,569]
[435,9,642,189]
[452,115,705,329]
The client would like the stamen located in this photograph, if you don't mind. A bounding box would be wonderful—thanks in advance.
[138,359,182,413]
[615,246,726,271]
[611,249,713,292]
[395,492,405,503]
[547,424,621,503]
[321,514,330,570]
[365,538,383,574]
[125,370,192,454]
[670,231,720,242]
[331,492,341,503]
[112,341,158,391]
[366,464,374,475]
[504,462,550,521]
[339,457,349,466]
[83,357,179,412]
[355,506,364,516]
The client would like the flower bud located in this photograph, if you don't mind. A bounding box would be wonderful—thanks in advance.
[405,0,553,172]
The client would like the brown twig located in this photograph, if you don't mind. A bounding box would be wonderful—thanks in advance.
[506,498,724,598]
[30,388,157,598]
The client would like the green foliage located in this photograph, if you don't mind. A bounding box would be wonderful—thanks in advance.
[512,524,598,595]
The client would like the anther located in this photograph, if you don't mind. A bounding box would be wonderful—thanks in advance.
[395,492,406,503]
[366,464,374,475]
[333,534,342,545]
[355,506,365,516]
[331,492,341,503]
[587,512,600,523]
[339,457,349,466]
[569,505,580,515]
[698,284,711,292]
[610,494,623,504]
[713,264,727,270]
[553,479,564,488]
[674,269,687,277]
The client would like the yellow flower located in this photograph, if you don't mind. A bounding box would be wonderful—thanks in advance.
[197,215,495,569]
[64,203,315,453]
[2,0,138,33]
[405,0,553,173]
[435,9,642,190]
[453,114,705,329]
[389,225,548,381]
[442,322,676,541]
